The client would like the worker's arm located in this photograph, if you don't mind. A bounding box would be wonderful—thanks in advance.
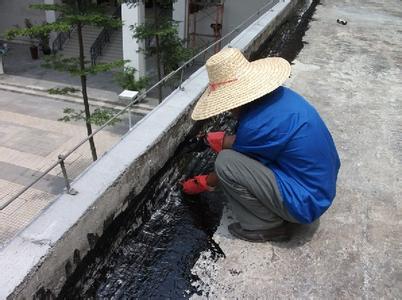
[222,134,236,149]
[182,172,218,194]
[181,133,236,195]
[206,132,236,152]
[206,171,219,187]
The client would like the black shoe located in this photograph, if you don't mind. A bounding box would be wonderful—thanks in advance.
[228,222,290,243]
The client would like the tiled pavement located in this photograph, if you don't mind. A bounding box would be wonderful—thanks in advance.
[0,43,160,249]
[0,90,128,248]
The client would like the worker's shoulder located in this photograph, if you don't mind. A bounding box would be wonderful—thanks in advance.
[246,87,310,118]
[280,86,317,112]
[280,86,305,100]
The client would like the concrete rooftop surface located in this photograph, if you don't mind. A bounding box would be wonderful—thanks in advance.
[0,0,401,298]
[192,0,402,298]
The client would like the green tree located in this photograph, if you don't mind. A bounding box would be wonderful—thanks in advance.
[6,0,125,161]
[114,66,148,91]
[129,0,192,102]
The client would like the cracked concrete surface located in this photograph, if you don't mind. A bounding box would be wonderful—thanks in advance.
[192,0,402,298]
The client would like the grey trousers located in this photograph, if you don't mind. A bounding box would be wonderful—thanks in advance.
[215,149,298,230]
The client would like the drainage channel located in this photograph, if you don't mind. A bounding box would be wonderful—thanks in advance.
[58,1,319,298]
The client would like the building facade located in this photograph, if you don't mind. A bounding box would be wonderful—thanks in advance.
[0,0,272,77]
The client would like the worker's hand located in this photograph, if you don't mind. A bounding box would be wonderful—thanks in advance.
[181,175,212,195]
[206,131,225,153]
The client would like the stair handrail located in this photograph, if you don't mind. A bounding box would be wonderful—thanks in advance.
[52,24,76,53]
[90,6,121,65]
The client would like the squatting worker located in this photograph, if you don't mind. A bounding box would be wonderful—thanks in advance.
[181,48,340,242]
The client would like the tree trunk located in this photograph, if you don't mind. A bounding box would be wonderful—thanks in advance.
[153,0,162,103]
[77,21,98,161]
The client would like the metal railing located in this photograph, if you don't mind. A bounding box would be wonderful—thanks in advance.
[1,0,278,210]
[90,6,122,65]
[52,24,76,53]
[90,27,112,65]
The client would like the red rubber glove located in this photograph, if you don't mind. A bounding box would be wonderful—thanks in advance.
[181,175,210,195]
[206,131,225,153]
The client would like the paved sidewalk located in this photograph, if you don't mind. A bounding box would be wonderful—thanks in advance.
[0,89,141,248]
[0,42,162,109]
[1,42,121,93]
[0,43,158,248]
[0,42,160,113]
[192,0,402,298]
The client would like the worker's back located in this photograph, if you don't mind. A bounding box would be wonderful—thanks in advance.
[233,86,341,223]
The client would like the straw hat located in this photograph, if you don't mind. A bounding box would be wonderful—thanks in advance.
[191,48,291,120]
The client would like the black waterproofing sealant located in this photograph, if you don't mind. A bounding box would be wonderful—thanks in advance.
[57,1,319,298]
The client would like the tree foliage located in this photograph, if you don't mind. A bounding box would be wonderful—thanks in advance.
[48,87,80,95]
[59,107,121,126]
[6,21,70,42]
[133,19,192,74]
[6,2,122,41]
[5,0,132,161]
[114,66,148,91]
[41,55,125,76]
[128,0,191,102]
[120,0,177,8]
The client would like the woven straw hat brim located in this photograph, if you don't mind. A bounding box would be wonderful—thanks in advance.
[191,57,291,120]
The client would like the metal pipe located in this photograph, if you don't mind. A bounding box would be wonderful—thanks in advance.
[128,108,132,129]
[0,159,62,210]
[179,68,185,91]
[58,155,77,195]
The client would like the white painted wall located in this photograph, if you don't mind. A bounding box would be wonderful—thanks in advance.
[122,2,146,78]
[0,0,46,40]
[44,0,57,24]
[172,0,188,41]
[44,0,62,46]
[0,56,4,74]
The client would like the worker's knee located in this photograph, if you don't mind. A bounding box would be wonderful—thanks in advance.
[215,149,238,179]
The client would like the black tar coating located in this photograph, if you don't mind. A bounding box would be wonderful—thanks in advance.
[58,1,319,298]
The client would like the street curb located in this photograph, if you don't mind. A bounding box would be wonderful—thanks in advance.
[0,76,122,104]
[0,81,154,115]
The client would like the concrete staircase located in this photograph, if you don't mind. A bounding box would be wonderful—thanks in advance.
[60,26,123,64]
[60,25,101,61]
[97,28,123,64]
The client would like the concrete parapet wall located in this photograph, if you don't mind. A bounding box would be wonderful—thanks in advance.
[0,1,298,298]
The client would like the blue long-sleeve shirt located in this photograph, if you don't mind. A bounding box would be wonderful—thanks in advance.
[233,86,340,223]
